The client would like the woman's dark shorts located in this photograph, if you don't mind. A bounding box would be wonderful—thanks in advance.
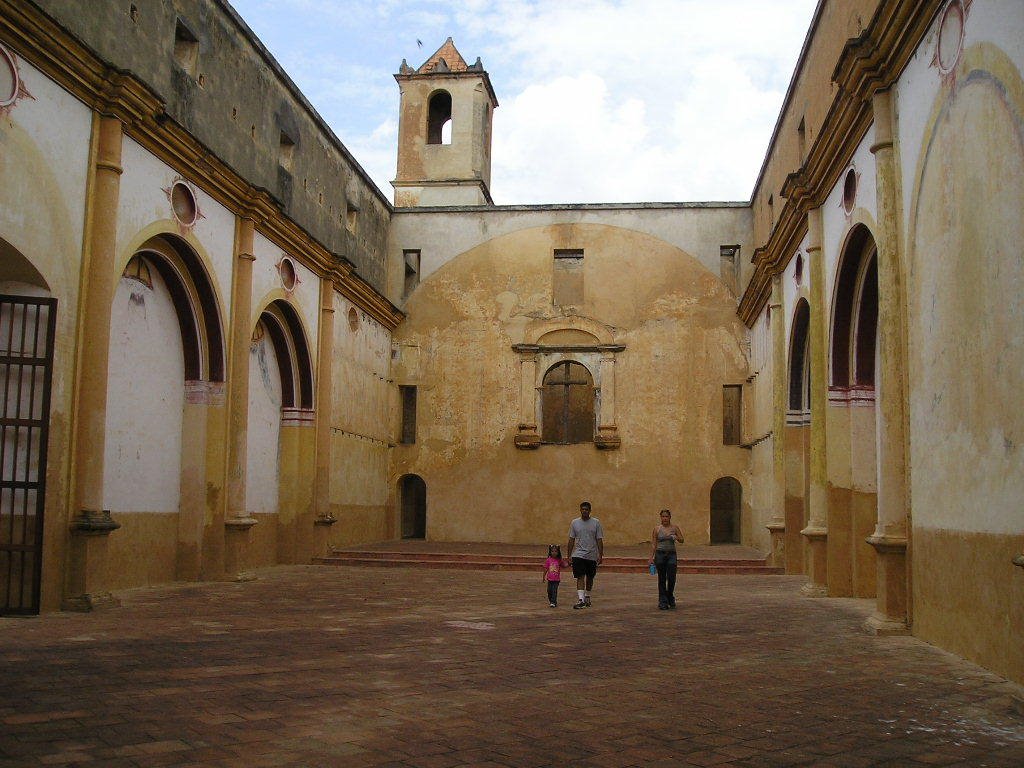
[571,557,598,579]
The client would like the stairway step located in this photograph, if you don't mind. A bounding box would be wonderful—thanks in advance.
[314,555,783,575]
[323,550,770,568]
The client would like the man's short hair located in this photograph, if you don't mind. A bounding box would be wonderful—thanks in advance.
[580,501,591,510]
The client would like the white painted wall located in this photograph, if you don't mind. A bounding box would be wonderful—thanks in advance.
[116,138,234,320]
[103,261,184,512]
[246,320,282,515]
[251,231,319,348]
[389,205,753,304]
[821,125,878,305]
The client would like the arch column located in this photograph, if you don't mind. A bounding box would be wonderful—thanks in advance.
[64,113,124,611]
[224,215,258,579]
[866,88,910,634]
[312,276,339,554]
[514,352,540,448]
[801,207,828,596]
[767,275,786,565]
[595,352,620,449]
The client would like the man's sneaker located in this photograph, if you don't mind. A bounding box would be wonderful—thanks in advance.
[549,602,557,607]
[573,600,586,609]
[584,597,592,607]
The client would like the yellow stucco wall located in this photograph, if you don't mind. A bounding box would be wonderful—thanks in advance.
[392,222,750,545]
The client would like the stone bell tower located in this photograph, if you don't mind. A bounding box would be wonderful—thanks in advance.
[392,38,498,207]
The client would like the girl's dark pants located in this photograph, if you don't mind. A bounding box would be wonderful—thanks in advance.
[546,580,559,604]
[655,551,677,607]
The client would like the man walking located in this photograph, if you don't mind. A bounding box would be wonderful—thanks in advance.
[566,501,603,609]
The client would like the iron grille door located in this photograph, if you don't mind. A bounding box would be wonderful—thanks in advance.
[0,295,57,615]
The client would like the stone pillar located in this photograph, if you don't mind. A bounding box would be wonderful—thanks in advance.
[595,352,620,449]
[64,114,124,611]
[514,353,540,448]
[801,207,828,596]
[312,278,338,553]
[866,88,909,634]
[766,275,786,566]
[224,215,258,578]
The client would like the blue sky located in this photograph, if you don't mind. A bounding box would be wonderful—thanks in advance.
[230,0,818,204]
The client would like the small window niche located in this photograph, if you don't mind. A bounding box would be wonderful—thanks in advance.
[719,245,739,296]
[552,249,584,307]
[403,249,421,301]
[346,202,359,234]
[400,385,417,444]
[427,90,452,145]
[723,384,742,446]
[173,19,199,78]
[279,131,296,173]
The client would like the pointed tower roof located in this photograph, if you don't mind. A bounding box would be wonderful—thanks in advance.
[417,37,470,74]
[394,38,498,107]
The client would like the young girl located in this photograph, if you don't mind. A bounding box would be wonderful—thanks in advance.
[542,545,563,607]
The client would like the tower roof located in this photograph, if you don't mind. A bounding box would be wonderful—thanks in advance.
[395,38,497,107]
[417,37,472,74]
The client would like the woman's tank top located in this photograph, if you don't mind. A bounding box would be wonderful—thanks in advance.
[656,526,677,552]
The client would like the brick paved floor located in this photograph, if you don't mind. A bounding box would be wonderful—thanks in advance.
[1,567,1022,768]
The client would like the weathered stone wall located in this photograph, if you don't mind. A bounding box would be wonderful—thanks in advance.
[33,0,391,290]
[391,219,752,546]
[896,1,1024,684]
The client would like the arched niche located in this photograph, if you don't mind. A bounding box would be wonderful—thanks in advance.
[788,298,811,423]
[399,474,427,539]
[830,223,878,403]
[127,234,226,384]
[512,318,622,449]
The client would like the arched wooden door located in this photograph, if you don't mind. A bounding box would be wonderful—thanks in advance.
[710,477,741,545]
[400,474,427,539]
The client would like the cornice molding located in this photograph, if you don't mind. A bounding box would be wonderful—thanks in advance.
[0,0,403,331]
[738,0,943,327]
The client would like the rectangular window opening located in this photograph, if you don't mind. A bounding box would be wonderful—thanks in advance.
[279,132,295,173]
[346,202,359,234]
[723,384,742,446]
[403,249,421,301]
[400,385,417,445]
[173,20,199,78]
[552,248,584,307]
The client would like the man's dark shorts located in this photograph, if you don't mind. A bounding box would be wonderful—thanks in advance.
[571,557,598,579]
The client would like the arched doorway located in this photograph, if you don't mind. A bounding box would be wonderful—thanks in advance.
[710,477,741,544]
[247,299,314,564]
[785,298,811,574]
[542,360,594,444]
[828,224,879,597]
[104,234,224,584]
[400,474,426,539]
[0,241,55,615]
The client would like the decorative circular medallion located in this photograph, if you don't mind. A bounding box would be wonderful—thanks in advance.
[170,181,199,227]
[278,256,297,291]
[842,167,857,215]
[0,45,20,107]
[347,307,359,332]
[937,0,965,74]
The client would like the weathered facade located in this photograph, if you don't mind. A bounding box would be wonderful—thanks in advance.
[0,0,1021,689]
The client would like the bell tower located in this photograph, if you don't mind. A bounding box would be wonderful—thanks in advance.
[393,38,498,207]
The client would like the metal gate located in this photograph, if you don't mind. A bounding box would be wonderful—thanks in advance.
[1,295,56,615]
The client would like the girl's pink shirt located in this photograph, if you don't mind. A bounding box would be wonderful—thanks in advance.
[544,556,562,581]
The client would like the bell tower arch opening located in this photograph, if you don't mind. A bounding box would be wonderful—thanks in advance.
[393,38,498,207]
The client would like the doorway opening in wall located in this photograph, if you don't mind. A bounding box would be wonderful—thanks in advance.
[0,257,57,615]
[400,474,426,539]
[710,477,742,545]
[542,360,594,444]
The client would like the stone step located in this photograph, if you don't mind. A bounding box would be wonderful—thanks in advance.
[314,553,783,575]
[321,549,771,567]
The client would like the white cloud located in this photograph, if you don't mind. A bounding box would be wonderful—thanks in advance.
[231,0,818,204]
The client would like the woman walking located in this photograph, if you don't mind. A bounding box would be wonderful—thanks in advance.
[649,509,683,609]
